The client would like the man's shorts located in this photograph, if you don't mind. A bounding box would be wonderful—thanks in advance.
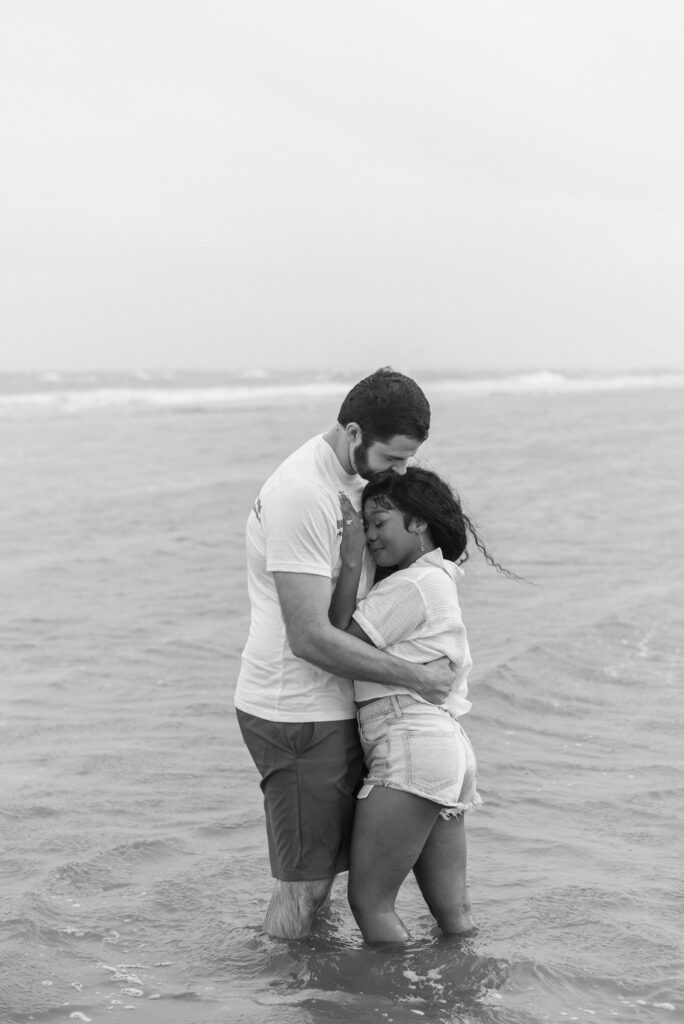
[236,709,364,882]
[357,693,481,820]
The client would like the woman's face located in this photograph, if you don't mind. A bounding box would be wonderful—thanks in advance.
[363,497,421,570]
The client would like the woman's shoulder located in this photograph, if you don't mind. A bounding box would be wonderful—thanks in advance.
[369,551,463,598]
[410,554,465,608]
[413,549,463,580]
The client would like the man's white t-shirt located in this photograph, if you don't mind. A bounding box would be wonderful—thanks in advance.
[353,549,473,719]
[235,435,373,722]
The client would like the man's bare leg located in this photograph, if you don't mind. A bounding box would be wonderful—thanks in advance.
[263,877,334,939]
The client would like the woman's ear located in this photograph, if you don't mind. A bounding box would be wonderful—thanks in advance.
[409,517,427,535]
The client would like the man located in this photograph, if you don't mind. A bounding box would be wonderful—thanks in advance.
[234,368,455,938]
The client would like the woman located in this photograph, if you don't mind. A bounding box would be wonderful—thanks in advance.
[330,467,513,943]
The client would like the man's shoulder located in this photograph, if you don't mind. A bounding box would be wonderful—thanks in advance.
[264,473,332,510]
[252,440,338,543]
[278,433,323,467]
[261,435,343,508]
[263,435,327,487]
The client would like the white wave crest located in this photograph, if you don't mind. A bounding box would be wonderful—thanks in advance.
[1,370,683,415]
[428,370,684,395]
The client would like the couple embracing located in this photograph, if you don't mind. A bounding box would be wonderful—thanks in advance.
[235,368,502,943]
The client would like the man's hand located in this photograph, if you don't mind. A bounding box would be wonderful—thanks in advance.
[413,657,457,705]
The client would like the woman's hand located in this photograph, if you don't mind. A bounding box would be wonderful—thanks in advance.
[338,491,366,568]
[330,492,366,629]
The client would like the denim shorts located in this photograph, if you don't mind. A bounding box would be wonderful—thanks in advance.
[356,693,481,820]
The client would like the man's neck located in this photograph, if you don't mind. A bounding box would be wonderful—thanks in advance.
[322,424,355,475]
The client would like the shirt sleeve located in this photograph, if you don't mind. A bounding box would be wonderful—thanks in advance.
[261,478,337,577]
[352,577,427,649]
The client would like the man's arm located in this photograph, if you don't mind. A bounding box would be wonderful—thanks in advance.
[275,571,455,704]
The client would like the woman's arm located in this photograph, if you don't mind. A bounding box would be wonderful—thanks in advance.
[329,491,367,629]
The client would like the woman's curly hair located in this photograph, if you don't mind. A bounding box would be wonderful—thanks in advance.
[362,466,521,580]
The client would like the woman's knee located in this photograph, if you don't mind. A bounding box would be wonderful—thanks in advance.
[348,874,397,917]
[347,872,381,918]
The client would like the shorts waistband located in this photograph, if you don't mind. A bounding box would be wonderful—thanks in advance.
[356,693,427,712]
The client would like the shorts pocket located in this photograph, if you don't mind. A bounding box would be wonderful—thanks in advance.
[357,708,388,747]
[280,721,316,756]
[357,712,388,771]
[391,728,465,796]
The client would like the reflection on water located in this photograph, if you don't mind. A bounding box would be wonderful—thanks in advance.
[226,911,511,1024]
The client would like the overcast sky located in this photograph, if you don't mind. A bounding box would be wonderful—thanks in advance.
[2,1,683,374]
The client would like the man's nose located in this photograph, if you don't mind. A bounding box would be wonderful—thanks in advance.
[391,462,408,476]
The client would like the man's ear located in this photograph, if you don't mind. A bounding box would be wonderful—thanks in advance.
[344,422,362,444]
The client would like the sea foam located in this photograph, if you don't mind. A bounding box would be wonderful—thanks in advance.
[1,370,683,415]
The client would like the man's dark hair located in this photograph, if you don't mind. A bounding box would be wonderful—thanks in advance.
[337,367,430,443]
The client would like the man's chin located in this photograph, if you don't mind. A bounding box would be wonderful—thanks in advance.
[359,467,384,482]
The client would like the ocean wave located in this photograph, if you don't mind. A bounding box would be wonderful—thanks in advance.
[1,370,683,413]
[429,370,684,395]
[0,381,351,414]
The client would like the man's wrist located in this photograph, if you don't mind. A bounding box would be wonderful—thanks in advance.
[395,659,423,690]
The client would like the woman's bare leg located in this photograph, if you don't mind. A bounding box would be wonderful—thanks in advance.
[348,787,441,943]
[412,814,475,934]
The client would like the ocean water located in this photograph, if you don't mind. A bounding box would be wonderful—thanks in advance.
[1,370,683,1024]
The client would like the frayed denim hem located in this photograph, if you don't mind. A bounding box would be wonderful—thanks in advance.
[358,779,483,820]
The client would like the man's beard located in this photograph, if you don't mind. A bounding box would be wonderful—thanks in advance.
[351,439,377,481]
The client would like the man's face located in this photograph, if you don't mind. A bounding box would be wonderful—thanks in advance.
[351,433,421,481]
